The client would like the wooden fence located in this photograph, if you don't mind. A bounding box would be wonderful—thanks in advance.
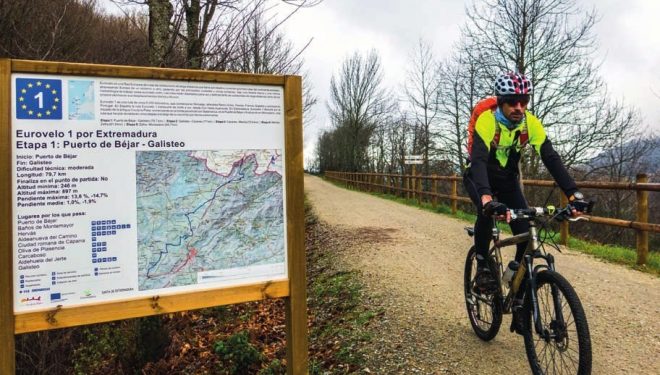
[325,171,659,266]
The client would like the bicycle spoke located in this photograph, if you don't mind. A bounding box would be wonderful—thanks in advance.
[536,338,551,370]
[542,343,551,374]
[560,346,578,373]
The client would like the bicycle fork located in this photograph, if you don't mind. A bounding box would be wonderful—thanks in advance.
[525,253,544,335]
[526,249,566,340]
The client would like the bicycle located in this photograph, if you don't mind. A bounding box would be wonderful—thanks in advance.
[464,204,593,375]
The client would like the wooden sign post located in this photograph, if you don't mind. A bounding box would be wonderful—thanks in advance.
[405,155,423,201]
[1,58,15,375]
[0,59,307,374]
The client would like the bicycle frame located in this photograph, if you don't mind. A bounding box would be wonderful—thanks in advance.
[491,219,563,336]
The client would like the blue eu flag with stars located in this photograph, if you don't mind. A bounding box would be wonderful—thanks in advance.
[16,78,63,120]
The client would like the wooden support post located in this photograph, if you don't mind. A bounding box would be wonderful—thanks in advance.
[0,58,15,375]
[432,175,438,209]
[636,173,649,266]
[411,165,417,204]
[283,75,308,375]
[405,174,410,200]
[560,192,569,246]
[451,175,458,215]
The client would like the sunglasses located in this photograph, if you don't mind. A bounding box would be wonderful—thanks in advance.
[500,95,530,107]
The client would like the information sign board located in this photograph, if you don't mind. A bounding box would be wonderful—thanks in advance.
[1,59,308,374]
[12,74,288,313]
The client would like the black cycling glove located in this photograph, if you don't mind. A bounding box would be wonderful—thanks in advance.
[569,192,592,214]
[570,199,591,214]
[483,201,508,216]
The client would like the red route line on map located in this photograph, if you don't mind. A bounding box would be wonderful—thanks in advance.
[170,247,197,274]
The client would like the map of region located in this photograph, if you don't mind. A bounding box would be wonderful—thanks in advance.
[68,80,95,120]
[136,149,285,291]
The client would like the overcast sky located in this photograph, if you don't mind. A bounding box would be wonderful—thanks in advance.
[277,0,660,163]
[101,0,660,163]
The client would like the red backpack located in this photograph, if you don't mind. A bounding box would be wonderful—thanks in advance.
[466,96,528,159]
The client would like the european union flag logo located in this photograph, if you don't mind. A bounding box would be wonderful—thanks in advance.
[16,78,63,120]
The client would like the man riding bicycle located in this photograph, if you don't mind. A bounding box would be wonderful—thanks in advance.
[463,72,589,293]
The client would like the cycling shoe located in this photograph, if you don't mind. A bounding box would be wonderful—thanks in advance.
[473,268,499,295]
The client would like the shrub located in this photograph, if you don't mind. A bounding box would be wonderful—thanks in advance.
[214,330,263,374]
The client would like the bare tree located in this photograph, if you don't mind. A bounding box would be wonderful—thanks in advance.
[404,39,441,176]
[319,50,390,172]
[386,112,413,175]
[462,0,640,178]
[220,5,317,123]
[434,38,490,172]
[0,0,150,65]
[112,0,320,68]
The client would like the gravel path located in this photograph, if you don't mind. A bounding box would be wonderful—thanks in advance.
[305,175,660,374]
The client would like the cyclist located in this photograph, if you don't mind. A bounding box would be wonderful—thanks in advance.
[463,71,589,293]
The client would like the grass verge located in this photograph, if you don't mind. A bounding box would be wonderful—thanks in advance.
[305,196,379,373]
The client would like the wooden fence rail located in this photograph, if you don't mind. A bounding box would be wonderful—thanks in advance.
[324,171,658,266]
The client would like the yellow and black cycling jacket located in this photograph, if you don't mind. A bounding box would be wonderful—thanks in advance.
[468,110,578,198]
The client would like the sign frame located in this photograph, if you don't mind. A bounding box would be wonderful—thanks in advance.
[0,59,307,374]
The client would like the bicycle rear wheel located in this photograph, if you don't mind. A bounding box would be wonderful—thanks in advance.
[464,246,502,341]
[523,271,592,375]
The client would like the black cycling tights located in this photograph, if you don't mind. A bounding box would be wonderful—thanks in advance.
[463,173,530,265]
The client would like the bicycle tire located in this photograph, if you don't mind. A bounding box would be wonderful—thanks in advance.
[522,270,592,375]
[463,246,502,341]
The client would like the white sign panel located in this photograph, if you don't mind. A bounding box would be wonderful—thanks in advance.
[404,155,424,165]
[12,74,288,312]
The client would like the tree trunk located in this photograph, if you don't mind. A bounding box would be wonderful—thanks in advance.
[147,0,173,67]
[185,0,203,68]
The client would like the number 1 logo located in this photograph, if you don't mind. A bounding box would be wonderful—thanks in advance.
[16,78,63,120]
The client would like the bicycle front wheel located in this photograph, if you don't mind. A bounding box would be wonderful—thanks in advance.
[464,246,502,341]
[523,271,592,375]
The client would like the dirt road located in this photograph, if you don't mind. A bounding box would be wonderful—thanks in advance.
[305,175,659,374]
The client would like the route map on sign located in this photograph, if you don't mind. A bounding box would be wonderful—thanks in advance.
[136,149,284,291]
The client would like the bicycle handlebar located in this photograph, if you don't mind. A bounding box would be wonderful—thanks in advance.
[508,201,595,222]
